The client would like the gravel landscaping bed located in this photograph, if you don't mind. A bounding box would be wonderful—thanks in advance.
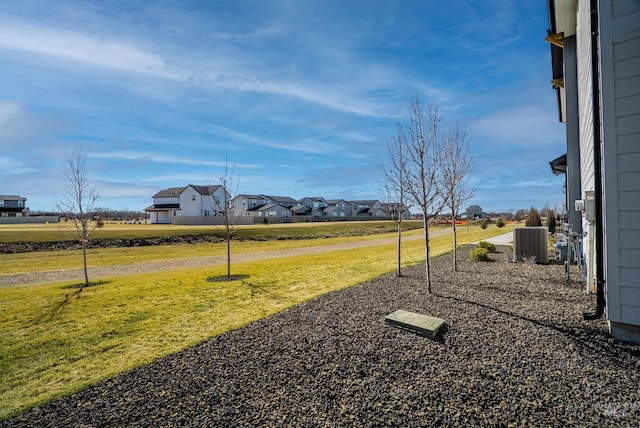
[4,246,640,427]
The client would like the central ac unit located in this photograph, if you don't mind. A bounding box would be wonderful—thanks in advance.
[513,227,549,264]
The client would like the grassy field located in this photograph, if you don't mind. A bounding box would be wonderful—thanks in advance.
[0,223,513,419]
[0,220,423,243]
[0,228,429,275]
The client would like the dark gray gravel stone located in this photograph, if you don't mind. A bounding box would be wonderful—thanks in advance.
[3,246,640,427]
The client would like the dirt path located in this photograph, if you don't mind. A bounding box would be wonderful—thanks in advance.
[0,229,453,288]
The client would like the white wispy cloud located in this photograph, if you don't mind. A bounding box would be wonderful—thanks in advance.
[470,105,565,147]
[0,20,187,80]
[209,124,338,155]
[0,18,412,118]
[88,150,262,169]
[0,101,21,124]
[0,100,67,146]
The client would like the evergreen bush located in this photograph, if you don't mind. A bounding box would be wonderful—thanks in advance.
[470,246,490,261]
[525,207,542,227]
[477,241,496,253]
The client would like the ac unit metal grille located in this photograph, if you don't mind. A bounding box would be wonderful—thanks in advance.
[513,227,549,264]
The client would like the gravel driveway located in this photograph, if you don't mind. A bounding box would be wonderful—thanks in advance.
[3,246,640,427]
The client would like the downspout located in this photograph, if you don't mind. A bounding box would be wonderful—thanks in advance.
[584,0,605,320]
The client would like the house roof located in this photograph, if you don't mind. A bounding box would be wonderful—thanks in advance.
[153,185,225,199]
[144,204,181,211]
[265,195,298,204]
[323,206,348,214]
[291,204,311,213]
[189,184,223,195]
[549,153,567,175]
[152,187,185,198]
[257,203,291,212]
[304,196,327,202]
[0,195,26,200]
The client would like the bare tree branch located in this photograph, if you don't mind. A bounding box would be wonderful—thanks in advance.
[378,121,411,277]
[56,144,99,290]
[440,124,476,272]
[403,96,445,293]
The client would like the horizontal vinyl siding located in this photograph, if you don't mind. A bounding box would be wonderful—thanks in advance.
[620,249,640,268]
[619,211,640,229]
[610,0,640,326]
[615,94,640,117]
[621,305,640,326]
[613,0,640,17]
[618,172,640,191]
[618,191,640,210]
[577,0,595,195]
[619,230,640,248]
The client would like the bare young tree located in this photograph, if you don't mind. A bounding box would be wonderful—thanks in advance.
[378,122,411,277]
[440,125,476,272]
[218,161,239,280]
[404,96,445,293]
[56,144,99,291]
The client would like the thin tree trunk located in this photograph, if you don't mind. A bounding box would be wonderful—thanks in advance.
[423,215,432,293]
[396,216,402,277]
[452,214,458,272]
[82,242,89,287]
[226,223,231,279]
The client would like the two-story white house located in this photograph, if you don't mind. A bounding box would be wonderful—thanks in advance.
[145,185,228,224]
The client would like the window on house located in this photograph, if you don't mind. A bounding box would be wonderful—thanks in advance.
[173,211,176,216]
[18,201,23,207]
[192,195,196,201]
[0,200,4,207]
[204,210,210,216]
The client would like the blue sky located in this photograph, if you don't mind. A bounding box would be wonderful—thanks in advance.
[0,0,566,213]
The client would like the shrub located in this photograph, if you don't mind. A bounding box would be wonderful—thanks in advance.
[495,217,505,228]
[479,219,488,229]
[477,241,496,253]
[470,246,490,261]
[525,207,542,227]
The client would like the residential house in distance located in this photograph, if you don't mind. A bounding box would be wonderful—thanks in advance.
[170,189,407,223]
[230,195,298,217]
[297,197,329,218]
[351,200,387,217]
[0,195,28,217]
[546,0,640,343]
[145,185,228,224]
[465,205,489,220]
[230,195,271,217]
[255,203,292,219]
[326,199,353,218]
[382,202,412,220]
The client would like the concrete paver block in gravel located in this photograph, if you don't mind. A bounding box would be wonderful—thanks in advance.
[385,309,445,339]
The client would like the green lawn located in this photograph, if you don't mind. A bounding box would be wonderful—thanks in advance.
[0,224,512,419]
[0,220,423,243]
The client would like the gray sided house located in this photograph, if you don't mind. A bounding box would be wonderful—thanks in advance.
[546,0,640,343]
[351,200,386,217]
[230,195,270,217]
[300,197,328,218]
[255,203,292,218]
[0,195,28,217]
